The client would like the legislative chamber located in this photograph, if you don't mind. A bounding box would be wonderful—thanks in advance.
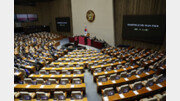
[12,0,166,101]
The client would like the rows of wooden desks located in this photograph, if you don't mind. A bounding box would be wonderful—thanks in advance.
[93,65,139,79]
[131,51,151,63]
[41,66,84,71]
[52,57,117,65]
[97,70,155,92]
[14,83,86,93]
[29,74,84,81]
[14,97,88,101]
[102,81,166,101]
[90,61,126,73]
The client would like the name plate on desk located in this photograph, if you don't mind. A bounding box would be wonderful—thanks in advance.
[62,75,65,77]
[112,80,116,83]
[157,84,163,88]
[123,68,126,70]
[131,66,134,68]
[98,82,102,85]
[145,72,150,75]
[40,75,44,77]
[136,75,140,78]
[71,85,75,88]
[51,75,54,77]
[133,91,139,95]
[124,78,129,81]
[26,85,31,88]
[73,75,76,77]
[104,71,108,74]
[30,74,34,77]
[119,93,125,98]
[114,70,117,72]
[146,87,152,91]
[40,85,44,88]
[55,85,59,88]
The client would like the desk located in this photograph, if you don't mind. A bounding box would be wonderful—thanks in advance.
[90,61,126,73]
[102,81,166,101]
[41,67,84,71]
[14,83,86,93]
[97,70,155,92]
[29,74,84,80]
[14,97,88,101]
[93,65,139,80]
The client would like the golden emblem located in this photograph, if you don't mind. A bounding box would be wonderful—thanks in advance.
[86,10,95,22]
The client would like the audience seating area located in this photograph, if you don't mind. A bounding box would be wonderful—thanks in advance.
[14,32,166,101]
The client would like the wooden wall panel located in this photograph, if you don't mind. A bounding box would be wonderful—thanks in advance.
[114,0,166,50]
[49,0,73,36]
[14,0,72,36]
[14,5,42,27]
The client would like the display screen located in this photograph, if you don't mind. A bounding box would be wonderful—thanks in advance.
[122,15,166,44]
[56,17,70,32]
[27,14,38,21]
[16,14,28,22]
[15,14,38,22]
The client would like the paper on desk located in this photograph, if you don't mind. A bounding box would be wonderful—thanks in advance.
[40,75,44,77]
[114,70,117,72]
[105,71,108,74]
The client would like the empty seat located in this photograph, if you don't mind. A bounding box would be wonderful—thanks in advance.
[103,87,115,96]
[36,92,48,100]
[127,70,136,77]
[109,74,120,80]
[142,78,154,87]
[47,79,57,84]
[50,70,58,75]
[54,91,66,100]
[72,78,82,84]
[98,75,107,82]
[117,84,130,94]
[39,70,48,75]
[130,81,143,90]
[20,91,31,100]
[120,72,127,77]
[116,65,122,70]
[106,66,112,71]
[154,74,165,83]
[140,97,158,101]
[36,78,45,84]
[94,68,102,73]
[24,78,33,84]
[71,91,83,100]
[136,67,144,75]
[59,64,65,67]
[73,70,81,74]
[60,78,69,85]
[62,70,71,75]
